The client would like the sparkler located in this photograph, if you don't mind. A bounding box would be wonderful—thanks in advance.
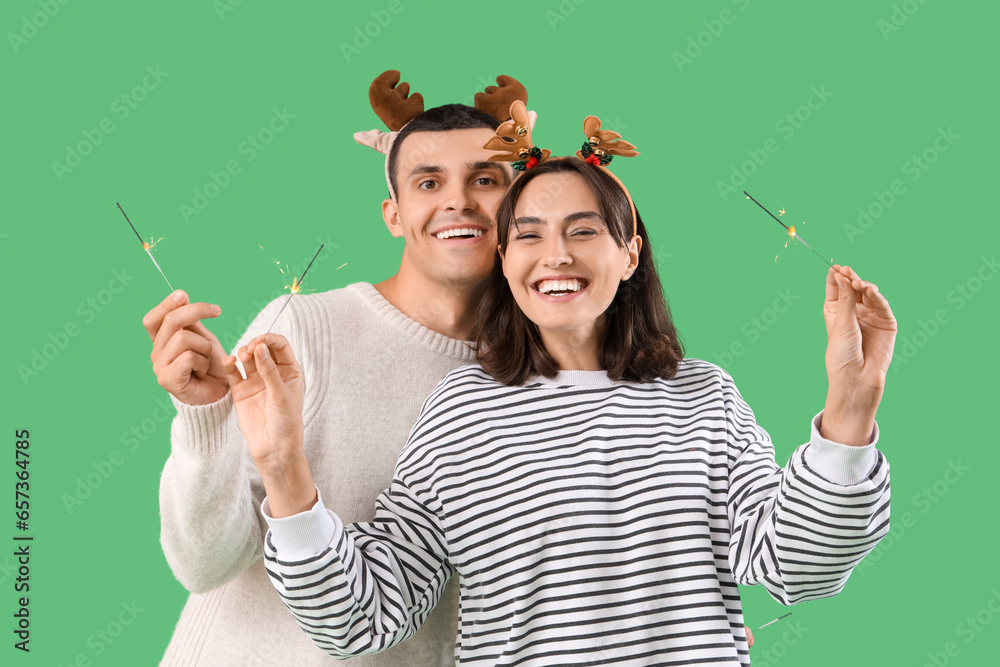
[117,202,175,291]
[758,612,792,630]
[265,243,324,334]
[743,191,834,269]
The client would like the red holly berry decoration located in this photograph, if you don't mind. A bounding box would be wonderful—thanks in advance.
[525,156,539,169]
[585,154,601,166]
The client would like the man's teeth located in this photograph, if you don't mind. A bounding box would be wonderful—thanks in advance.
[537,279,583,294]
[435,228,484,239]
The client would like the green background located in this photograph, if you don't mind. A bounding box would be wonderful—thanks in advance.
[3,0,998,664]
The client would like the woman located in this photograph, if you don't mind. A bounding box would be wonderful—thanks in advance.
[226,151,895,665]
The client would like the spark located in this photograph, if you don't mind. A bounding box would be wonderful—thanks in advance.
[118,202,175,292]
[266,244,324,334]
[758,613,792,630]
[744,192,833,268]
[778,208,786,216]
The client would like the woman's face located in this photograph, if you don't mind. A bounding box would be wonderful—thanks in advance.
[501,171,639,347]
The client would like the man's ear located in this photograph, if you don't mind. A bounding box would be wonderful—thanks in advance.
[382,197,404,238]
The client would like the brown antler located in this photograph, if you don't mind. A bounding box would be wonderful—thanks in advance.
[369,70,425,131]
[576,116,639,158]
[475,75,528,122]
[484,100,551,163]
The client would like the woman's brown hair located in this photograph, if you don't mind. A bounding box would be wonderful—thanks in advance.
[471,158,685,385]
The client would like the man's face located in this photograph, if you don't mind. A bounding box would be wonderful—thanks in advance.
[383,128,510,286]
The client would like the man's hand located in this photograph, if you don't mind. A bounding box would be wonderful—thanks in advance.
[822,265,898,446]
[223,334,316,517]
[144,290,228,406]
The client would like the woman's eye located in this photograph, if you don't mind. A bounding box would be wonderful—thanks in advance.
[572,229,597,237]
[516,233,540,240]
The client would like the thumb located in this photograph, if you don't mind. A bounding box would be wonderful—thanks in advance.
[833,273,858,334]
[255,344,287,402]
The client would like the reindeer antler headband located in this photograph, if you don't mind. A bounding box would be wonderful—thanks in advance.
[484,100,640,235]
[354,70,534,201]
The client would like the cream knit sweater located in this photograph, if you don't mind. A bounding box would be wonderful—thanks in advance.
[159,283,474,666]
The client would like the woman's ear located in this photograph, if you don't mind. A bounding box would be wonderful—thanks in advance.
[382,198,403,238]
[623,234,642,280]
[498,244,507,278]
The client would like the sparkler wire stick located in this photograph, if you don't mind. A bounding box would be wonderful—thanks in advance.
[117,202,175,291]
[265,243,324,335]
[743,191,834,269]
[758,612,792,630]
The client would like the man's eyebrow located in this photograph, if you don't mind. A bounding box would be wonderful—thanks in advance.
[406,165,442,179]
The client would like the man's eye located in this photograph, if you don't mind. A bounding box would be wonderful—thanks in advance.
[475,177,497,186]
[418,180,438,190]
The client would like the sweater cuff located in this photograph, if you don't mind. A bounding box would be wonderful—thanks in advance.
[169,392,238,455]
[261,486,340,560]
[803,410,880,486]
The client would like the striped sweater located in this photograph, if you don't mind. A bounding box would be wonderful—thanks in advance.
[262,359,890,665]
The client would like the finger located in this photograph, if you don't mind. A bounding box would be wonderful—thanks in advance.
[173,349,211,379]
[153,302,222,357]
[825,266,840,303]
[157,329,214,371]
[254,343,288,401]
[143,289,189,341]
[222,354,244,387]
[260,334,299,366]
[237,344,258,378]
[745,626,754,648]
[834,272,858,329]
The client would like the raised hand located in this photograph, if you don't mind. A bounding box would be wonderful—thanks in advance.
[144,290,228,406]
[223,334,316,517]
[821,265,898,446]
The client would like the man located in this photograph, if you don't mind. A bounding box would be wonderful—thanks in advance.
[147,73,522,665]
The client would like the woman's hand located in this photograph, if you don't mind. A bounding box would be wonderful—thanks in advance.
[821,265,898,446]
[223,334,317,517]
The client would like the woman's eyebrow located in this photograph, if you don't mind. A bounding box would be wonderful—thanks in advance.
[564,211,604,223]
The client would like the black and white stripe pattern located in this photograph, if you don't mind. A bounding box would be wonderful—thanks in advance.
[264,359,890,665]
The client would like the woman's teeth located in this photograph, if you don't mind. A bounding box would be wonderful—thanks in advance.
[435,228,484,239]
[536,279,583,295]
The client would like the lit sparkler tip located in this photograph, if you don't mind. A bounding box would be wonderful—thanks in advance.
[788,226,796,237]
